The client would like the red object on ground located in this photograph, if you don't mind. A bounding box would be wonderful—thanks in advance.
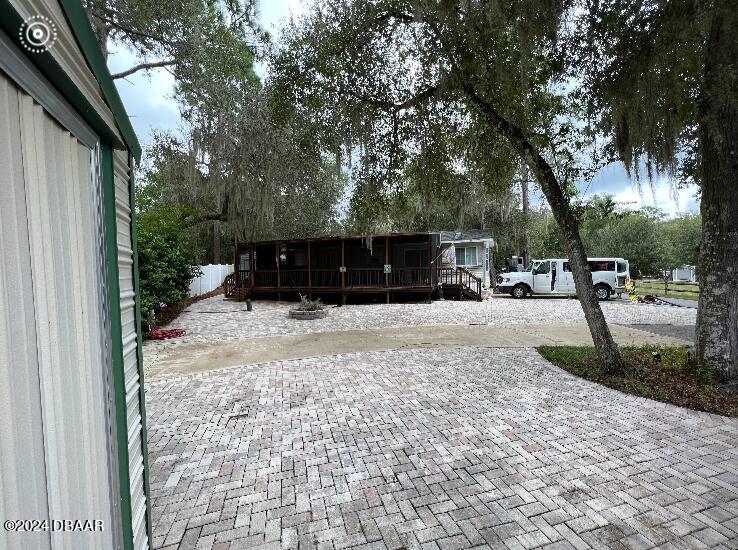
[148,328,186,340]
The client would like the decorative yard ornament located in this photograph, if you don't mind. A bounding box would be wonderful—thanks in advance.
[442,246,457,271]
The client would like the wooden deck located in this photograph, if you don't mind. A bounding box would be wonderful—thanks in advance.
[225,266,482,302]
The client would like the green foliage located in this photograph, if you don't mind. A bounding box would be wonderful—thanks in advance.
[296,295,324,312]
[85,0,263,87]
[531,212,567,259]
[136,198,200,319]
[661,213,701,268]
[527,195,700,276]
[269,0,579,233]
[138,75,346,252]
[594,210,665,276]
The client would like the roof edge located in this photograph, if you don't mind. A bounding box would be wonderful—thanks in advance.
[59,0,141,160]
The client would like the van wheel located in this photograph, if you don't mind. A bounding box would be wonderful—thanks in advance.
[511,284,528,299]
[594,284,611,301]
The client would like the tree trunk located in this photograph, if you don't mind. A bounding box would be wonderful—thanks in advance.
[464,85,622,372]
[213,220,221,264]
[695,2,738,380]
[521,169,531,268]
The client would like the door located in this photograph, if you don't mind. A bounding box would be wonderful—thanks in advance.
[562,261,575,292]
[0,69,118,549]
[533,260,552,293]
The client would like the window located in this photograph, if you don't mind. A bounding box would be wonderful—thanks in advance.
[588,261,615,272]
[238,252,250,271]
[563,262,571,272]
[456,246,478,266]
[535,261,551,274]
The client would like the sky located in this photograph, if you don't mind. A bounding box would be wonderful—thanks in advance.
[108,1,699,217]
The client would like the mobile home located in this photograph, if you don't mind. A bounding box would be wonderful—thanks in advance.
[226,232,486,302]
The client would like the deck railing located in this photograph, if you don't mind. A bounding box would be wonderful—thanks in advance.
[387,267,432,287]
[438,266,482,298]
[346,268,385,287]
[239,265,480,298]
[310,269,341,288]
[236,270,251,285]
[225,270,252,298]
[244,267,435,289]
[253,271,274,287]
[224,272,237,297]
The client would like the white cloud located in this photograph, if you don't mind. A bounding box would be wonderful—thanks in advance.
[254,0,308,78]
[109,45,181,147]
[581,162,700,217]
[610,182,700,217]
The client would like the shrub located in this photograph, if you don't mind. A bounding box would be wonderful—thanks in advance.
[137,206,200,323]
[295,295,324,311]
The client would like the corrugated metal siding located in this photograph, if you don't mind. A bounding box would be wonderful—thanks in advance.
[0,72,115,549]
[0,70,51,550]
[8,0,121,140]
[114,149,149,550]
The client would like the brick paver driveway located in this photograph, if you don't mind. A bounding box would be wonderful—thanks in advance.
[144,296,696,345]
[147,347,738,550]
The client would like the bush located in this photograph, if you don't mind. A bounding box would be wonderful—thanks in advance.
[295,295,324,311]
[137,207,200,323]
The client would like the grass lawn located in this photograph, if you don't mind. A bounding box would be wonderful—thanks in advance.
[538,345,738,417]
[634,280,699,301]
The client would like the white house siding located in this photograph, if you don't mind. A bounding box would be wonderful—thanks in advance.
[0,73,115,549]
[115,149,149,550]
[440,242,491,288]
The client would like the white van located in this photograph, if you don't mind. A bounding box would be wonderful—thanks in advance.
[497,257,630,300]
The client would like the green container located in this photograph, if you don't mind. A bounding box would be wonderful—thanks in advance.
[246,298,252,311]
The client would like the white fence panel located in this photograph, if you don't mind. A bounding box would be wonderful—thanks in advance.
[189,264,234,297]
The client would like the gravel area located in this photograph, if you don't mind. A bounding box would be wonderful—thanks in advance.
[145,295,697,346]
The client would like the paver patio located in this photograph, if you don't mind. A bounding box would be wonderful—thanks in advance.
[144,296,696,346]
[143,324,688,380]
[147,347,738,550]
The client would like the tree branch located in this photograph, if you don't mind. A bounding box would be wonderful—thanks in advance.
[181,210,227,228]
[89,9,172,44]
[112,59,177,79]
[331,83,440,113]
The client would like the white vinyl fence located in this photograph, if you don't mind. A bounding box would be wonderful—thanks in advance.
[189,264,234,297]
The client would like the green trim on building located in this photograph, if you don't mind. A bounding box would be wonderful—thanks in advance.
[102,144,135,550]
[2,2,146,548]
[0,0,141,160]
[129,153,154,544]
[58,0,141,160]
